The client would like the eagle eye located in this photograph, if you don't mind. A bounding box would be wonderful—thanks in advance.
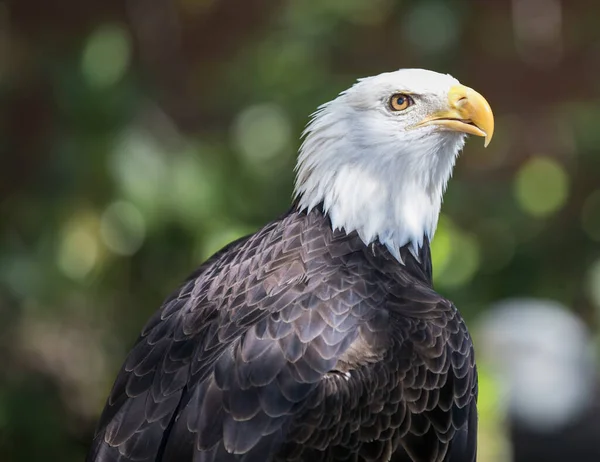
[389,93,414,111]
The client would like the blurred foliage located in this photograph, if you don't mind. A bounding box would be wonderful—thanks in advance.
[0,0,599,461]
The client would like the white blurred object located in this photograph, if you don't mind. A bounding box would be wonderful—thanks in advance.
[477,298,596,432]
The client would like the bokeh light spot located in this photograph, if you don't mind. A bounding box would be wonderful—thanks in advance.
[109,129,169,223]
[82,24,131,88]
[58,216,99,280]
[475,363,511,462]
[431,214,452,275]
[514,156,569,218]
[100,201,146,256]
[169,149,220,229]
[432,216,481,288]
[232,103,292,168]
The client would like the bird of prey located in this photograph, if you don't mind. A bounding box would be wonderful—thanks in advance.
[87,68,494,462]
[477,298,600,462]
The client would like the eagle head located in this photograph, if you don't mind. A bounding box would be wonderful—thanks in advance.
[294,68,494,261]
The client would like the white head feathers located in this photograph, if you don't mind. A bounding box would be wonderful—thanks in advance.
[294,69,474,262]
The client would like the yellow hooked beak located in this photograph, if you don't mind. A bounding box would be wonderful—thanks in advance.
[416,85,494,147]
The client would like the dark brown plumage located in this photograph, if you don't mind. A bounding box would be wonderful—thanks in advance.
[87,205,478,462]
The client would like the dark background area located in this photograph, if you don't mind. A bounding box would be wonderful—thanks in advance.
[1,1,599,461]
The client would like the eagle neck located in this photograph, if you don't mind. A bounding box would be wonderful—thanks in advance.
[296,205,434,285]
[294,141,461,264]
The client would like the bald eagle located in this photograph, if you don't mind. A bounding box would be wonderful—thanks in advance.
[87,69,494,462]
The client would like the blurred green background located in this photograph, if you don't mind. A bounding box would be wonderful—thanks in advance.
[1,0,599,461]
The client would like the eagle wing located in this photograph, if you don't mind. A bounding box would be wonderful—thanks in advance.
[87,215,390,462]
[385,298,478,462]
[279,282,478,462]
